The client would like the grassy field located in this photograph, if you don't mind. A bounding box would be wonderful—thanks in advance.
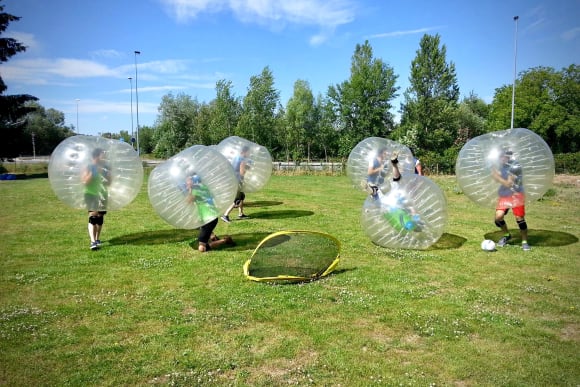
[0,172,578,386]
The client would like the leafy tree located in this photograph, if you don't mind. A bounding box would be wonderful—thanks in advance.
[314,94,339,161]
[456,92,489,144]
[137,125,155,155]
[285,79,316,161]
[488,65,579,153]
[237,66,280,149]
[328,40,399,157]
[0,1,38,159]
[209,79,241,143]
[153,93,199,158]
[399,33,460,152]
[24,101,75,155]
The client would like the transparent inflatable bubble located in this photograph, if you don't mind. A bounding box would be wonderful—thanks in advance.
[456,128,554,208]
[148,145,238,229]
[347,137,415,193]
[360,174,447,249]
[48,135,143,210]
[215,136,272,193]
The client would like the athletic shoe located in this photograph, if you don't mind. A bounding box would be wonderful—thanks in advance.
[221,215,231,223]
[522,242,531,251]
[497,234,512,247]
[391,151,399,164]
[90,241,99,250]
[96,240,102,246]
[238,214,250,219]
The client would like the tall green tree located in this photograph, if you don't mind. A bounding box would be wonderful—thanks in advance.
[209,79,241,143]
[488,65,579,153]
[328,40,399,157]
[455,92,489,144]
[0,1,38,159]
[237,66,280,149]
[285,79,316,161]
[314,94,339,161]
[153,93,200,158]
[399,33,460,152]
[24,101,74,155]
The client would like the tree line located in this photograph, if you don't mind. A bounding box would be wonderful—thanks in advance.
[1,2,578,173]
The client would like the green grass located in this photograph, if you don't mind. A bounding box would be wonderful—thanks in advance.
[1,173,579,386]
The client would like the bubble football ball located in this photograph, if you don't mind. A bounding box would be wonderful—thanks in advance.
[360,174,447,249]
[481,239,496,251]
[148,145,238,229]
[456,128,554,208]
[48,135,143,211]
[216,136,272,193]
[347,137,415,193]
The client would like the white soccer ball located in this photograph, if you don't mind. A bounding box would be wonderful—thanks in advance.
[481,239,496,251]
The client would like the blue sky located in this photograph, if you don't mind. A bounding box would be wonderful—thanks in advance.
[3,0,579,137]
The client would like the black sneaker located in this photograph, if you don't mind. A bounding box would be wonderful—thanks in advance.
[497,234,512,247]
[221,215,231,223]
[238,214,250,219]
[90,241,99,250]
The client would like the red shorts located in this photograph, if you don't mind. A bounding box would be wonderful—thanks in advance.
[496,192,526,217]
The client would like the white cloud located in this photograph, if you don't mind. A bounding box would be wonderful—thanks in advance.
[4,31,39,51]
[159,0,356,43]
[561,27,580,41]
[90,49,125,59]
[366,27,443,40]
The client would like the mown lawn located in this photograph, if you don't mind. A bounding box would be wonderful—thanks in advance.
[0,173,578,386]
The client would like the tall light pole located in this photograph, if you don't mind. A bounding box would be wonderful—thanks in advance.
[75,99,80,134]
[134,50,141,155]
[128,77,135,150]
[510,16,519,129]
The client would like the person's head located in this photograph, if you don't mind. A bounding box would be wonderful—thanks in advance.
[187,174,201,187]
[241,146,250,156]
[92,148,105,161]
[500,149,513,163]
[377,147,388,159]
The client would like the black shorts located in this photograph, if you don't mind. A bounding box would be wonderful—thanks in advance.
[198,218,218,245]
[234,191,245,206]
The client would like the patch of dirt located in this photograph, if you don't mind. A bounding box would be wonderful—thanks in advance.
[553,174,580,187]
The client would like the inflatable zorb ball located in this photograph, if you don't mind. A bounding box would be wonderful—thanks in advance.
[216,136,272,193]
[347,137,415,193]
[360,175,447,249]
[48,135,143,210]
[455,128,554,208]
[148,145,238,229]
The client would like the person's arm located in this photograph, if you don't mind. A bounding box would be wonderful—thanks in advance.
[81,165,93,185]
[415,161,423,175]
[491,168,514,188]
[368,160,382,175]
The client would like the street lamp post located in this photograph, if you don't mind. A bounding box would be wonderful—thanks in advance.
[134,50,141,155]
[75,99,80,134]
[510,16,519,129]
[128,77,135,149]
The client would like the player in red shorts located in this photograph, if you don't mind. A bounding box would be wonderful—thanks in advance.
[491,149,530,251]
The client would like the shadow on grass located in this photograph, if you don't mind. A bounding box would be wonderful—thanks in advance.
[187,232,273,252]
[109,229,195,246]
[0,172,48,179]
[244,200,284,208]
[484,229,578,247]
[245,209,314,220]
[427,233,468,250]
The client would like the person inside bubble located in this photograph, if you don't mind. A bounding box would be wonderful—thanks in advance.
[221,146,251,222]
[370,151,424,233]
[81,147,111,250]
[366,148,401,200]
[491,148,530,251]
[185,174,235,253]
